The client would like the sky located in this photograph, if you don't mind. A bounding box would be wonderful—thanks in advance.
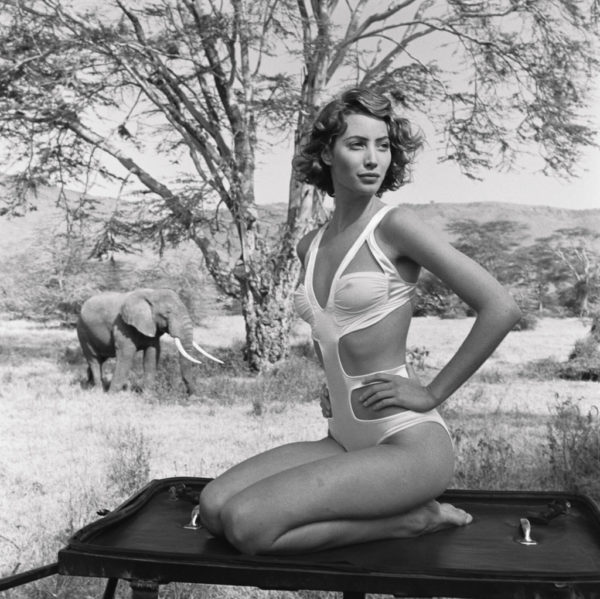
[248,6,600,212]
[253,136,600,211]
[20,0,600,212]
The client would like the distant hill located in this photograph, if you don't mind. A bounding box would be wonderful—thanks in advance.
[1,187,598,321]
[1,186,599,259]
[403,201,600,245]
[256,200,600,246]
[0,185,112,257]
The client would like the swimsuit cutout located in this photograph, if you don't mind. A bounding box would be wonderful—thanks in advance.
[294,205,449,451]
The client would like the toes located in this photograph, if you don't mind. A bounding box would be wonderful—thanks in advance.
[439,502,473,526]
[393,501,473,538]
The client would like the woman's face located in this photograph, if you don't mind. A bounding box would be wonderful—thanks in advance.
[322,112,391,199]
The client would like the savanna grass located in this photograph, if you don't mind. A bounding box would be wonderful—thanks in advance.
[544,396,600,498]
[105,424,152,498]
[1,317,599,599]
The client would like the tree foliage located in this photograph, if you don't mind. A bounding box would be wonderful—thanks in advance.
[445,218,528,281]
[540,227,600,316]
[0,0,599,368]
[442,218,600,317]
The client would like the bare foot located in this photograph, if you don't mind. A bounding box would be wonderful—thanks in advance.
[430,501,473,531]
[393,500,472,537]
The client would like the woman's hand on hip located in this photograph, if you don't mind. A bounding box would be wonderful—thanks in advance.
[358,372,438,412]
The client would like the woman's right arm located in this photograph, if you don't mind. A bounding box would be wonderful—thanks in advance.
[386,208,521,406]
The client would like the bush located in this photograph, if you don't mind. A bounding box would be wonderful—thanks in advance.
[407,346,429,371]
[512,312,538,331]
[105,424,152,498]
[452,428,517,489]
[0,231,221,326]
[439,303,470,319]
[519,357,563,380]
[544,398,600,497]
[559,335,600,381]
[414,272,475,318]
[413,272,452,316]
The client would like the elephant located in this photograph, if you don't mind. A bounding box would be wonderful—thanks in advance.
[76,288,222,393]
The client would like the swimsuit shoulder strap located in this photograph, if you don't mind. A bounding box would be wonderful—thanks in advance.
[365,204,394,236]
[366,204,398,270]
[333,204,395,277]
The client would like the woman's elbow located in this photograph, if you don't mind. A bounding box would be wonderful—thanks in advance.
[501,295,522,328]
[478,293,521,330]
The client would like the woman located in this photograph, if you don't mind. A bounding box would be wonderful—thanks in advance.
[199,88,521,555]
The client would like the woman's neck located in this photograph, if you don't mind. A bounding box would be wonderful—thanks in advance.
[328,195,382,234]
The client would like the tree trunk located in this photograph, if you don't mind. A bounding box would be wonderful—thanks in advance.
[240,237,304,371]
[221,21,330,371]
[241,277,298,371]
[579,288,590,317]
[239,178,317,370]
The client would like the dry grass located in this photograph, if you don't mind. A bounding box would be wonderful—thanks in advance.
[0,315,599,599]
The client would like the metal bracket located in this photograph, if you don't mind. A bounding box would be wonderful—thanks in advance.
[518,518,538,546]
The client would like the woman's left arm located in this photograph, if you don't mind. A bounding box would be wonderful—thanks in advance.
[362,208,521,411]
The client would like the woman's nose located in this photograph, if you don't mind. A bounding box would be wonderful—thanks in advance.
[364,146,377,167]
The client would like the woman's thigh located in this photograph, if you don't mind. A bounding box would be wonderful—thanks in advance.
[199,436,346,528]
[225,422,453,535]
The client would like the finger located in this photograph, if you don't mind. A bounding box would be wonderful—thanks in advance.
[361,388,394,407]
[370,397,403,411]
[358,383,385,403]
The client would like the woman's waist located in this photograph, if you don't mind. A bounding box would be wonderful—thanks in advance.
[325,363,412,421]
[316,335,408,370]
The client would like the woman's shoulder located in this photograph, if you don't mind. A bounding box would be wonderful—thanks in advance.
[379,204,436,241]
[377,203,454,259]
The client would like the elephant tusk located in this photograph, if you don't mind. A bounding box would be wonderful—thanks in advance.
[174,337,203,365]
[193,342,224,364]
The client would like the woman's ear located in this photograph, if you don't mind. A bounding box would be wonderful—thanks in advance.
[321,146,332,166]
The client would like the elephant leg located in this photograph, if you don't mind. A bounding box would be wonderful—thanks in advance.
[98,358,109,390]
[142,343,159,389]
[179,354,198,395]
[109,351,135,392]
[84,358,104,389]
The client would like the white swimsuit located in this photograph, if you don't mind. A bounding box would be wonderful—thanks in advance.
[294,205,449,451]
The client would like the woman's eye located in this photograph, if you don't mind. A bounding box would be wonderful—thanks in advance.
[378,143,390,151]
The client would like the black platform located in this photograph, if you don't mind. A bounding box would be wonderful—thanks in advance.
[50,476,600,598]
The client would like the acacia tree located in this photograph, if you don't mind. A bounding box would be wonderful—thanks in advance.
[0,0,598,370]
[540,227,600,316]
[445,218,529,282]
[511,241,559,312]
[513,227,600,316]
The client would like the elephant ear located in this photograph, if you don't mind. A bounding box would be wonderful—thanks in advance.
[121,293,156,338]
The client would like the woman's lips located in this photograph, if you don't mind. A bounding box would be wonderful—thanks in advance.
[358,174,380,183]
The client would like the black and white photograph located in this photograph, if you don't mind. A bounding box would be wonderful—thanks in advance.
[1,2,599,598]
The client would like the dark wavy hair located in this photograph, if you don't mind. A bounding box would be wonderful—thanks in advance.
[293,87,424,197]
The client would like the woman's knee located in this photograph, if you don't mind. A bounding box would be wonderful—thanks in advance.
[198,480,228,535]
[220,496,276,555]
